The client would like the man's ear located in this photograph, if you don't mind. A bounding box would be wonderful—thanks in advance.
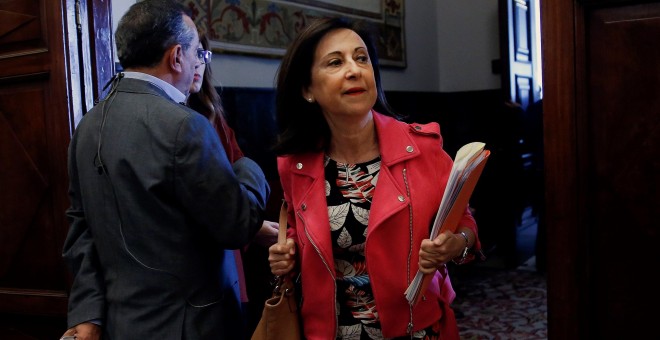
[168,45,183,72]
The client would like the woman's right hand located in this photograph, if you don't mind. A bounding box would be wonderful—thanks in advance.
[268,238,296,276]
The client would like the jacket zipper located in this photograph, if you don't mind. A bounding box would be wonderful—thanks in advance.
[298,209,338,338]
[402,168,415,335]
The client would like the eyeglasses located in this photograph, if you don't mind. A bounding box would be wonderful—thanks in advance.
[196,48,212,64]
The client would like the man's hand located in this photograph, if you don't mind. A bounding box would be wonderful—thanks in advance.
[61,322,101,340]
[253,220,279,247]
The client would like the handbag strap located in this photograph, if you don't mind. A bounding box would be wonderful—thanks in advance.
[278,200,288,245]
[274,200,292,293]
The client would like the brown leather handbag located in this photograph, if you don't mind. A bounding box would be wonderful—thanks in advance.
[251,201,301,340]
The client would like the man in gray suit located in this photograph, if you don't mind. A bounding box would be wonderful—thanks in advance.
[60,1,269,339]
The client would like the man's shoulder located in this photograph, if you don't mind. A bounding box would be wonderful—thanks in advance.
[114,83,194,118]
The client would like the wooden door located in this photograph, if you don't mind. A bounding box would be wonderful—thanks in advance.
[0,0,113,338]
[500,0,541,110]
[498,0,545,269]
[543,0,660,338]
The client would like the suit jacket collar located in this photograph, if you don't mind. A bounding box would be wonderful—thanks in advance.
[121,71,187,103]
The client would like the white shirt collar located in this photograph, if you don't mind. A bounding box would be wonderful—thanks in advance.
[122,71,187,104]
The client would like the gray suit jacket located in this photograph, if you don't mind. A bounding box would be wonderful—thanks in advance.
[63,77,269,339]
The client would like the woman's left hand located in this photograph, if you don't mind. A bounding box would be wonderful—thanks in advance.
[418,230,464,274]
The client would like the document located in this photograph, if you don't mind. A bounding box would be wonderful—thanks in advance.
[404,142,490,305]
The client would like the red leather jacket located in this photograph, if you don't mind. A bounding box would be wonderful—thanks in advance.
[277,112,480,339]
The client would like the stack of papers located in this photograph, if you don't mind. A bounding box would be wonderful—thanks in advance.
[404,142,490,305]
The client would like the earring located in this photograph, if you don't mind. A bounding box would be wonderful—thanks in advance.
[307,97,313,103]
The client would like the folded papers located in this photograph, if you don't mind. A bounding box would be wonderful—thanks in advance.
[404,142,490,305]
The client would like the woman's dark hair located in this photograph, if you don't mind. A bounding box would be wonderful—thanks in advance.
[186,30,238,160]
[273,17,397,156]
[115,0,196,69]
[187,30,227,129]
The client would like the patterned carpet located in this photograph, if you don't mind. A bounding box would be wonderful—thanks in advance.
[451,258,547,340]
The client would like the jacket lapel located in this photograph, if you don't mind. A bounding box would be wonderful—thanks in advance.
[366,113,420,233]
[287,153,336,266]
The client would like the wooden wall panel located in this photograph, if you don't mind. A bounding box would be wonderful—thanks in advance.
[0,0,74,337]
[544,0,660,338]
[542,0,584,337]
[0,80,56,285]
[0,0,71,308]
[0,0,45,55]
[0,0,114,336]
[586,4,660,338]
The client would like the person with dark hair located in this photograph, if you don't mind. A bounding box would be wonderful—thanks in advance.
[186,29,279,331]
[186,31,244,163]
[268,17,482,339]
[60,1,269,339]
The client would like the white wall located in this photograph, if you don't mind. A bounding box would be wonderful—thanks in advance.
[111,0,500,92]
[111,0,135,60]
[436,1,501,92]
[379,1,439,92]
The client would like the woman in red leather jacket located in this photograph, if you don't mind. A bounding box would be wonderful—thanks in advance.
[269,17,482,339]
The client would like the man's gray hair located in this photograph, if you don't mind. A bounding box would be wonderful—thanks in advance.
[116,0,196,69]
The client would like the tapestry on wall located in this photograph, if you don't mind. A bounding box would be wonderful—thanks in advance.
[178,0,406,68]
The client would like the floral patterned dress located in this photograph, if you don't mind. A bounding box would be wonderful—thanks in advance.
[324,156,441,340]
